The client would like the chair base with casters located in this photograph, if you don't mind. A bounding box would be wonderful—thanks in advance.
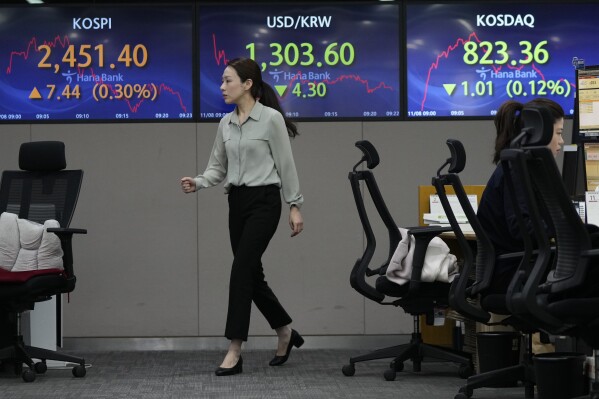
[342,313,474,381]
[0,141,87,382]
[455,331,536,399]
[0,309,86,382]
[432,139,543,399]
[345,139,473,381]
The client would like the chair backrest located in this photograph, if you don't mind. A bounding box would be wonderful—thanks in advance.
[500,105,555,299]
[432,139,491,323]
[500,105,577,330]
[348,140,400,303]
[516,105,591,293]
[0,141,83,228]
[522,147,591,293]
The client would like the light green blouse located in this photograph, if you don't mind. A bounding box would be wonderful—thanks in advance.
[194,101,304,208]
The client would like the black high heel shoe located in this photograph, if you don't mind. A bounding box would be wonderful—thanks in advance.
[269,329,304,366]
[215,356,243,376]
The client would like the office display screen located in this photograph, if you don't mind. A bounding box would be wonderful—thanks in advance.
[584,143,599,191]
[577,66,599,138]
[197,3,401,121]
[0,5,193,122]
[406,2,599,118]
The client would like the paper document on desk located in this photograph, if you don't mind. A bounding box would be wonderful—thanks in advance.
[423,218,475,234]
[423,213,468,224]
[429,194,478,216]
[426,194,477,235]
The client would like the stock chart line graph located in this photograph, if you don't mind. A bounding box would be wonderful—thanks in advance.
[0,5,194,121]
[5,35,190,115]
[405,2,599,117]
[199,3,401,119]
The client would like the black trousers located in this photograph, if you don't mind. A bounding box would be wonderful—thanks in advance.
[225,184,292,341]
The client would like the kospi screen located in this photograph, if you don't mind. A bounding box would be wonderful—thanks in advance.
[406,2,599,118]
[0,5,193,122]
[198,3,401,120]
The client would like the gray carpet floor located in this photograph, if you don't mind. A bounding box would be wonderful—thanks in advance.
[0,349,532,399]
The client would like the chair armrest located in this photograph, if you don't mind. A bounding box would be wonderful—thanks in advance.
[46,227,87,278]
[582,248,599,257]
[404,225,452,297]
[46,227,87,235]
[497,251,525,259]
[506,245,564,331]
[350,258,385,303]
[448,274,491,323]
[367,264,386,277]
[408,225,453,235]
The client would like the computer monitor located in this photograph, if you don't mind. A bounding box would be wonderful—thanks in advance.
[577,65,599,139]
[563,65,599,197]
[584,143,599,191]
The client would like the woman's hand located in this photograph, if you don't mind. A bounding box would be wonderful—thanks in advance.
[180,177,196,193]
[289,206,304,237]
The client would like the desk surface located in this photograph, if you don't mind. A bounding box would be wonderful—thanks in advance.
[440,230,476,241]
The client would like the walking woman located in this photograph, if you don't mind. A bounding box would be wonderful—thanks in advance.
[180,57,304,376]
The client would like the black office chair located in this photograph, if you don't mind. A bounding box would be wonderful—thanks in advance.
[342,140,473,381]
[0,141,87,382]
[503,105,599,398]
[433,139,540,399]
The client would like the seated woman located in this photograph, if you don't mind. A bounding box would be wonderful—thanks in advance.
[477,98,564,295]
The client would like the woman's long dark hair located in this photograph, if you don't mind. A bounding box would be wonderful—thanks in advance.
[227,58,298,138]
[492,98,564,164]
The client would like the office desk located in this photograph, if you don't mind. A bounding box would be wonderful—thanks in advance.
[440,230,476,241]
[417,185,485,227]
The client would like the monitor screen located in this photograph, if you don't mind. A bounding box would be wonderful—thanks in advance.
[577,66,599,138]
[584,143,599,191]
[405,2,599,118]
[0,5,194,122]
[197,3,401,121]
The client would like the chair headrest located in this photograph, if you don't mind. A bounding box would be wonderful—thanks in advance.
[446,139,466,173]
[19,141,66,171]
[355,140,380,169]
[520,105,554,147]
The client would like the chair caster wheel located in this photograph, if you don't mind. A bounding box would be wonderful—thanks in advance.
[412,360,421,372]
[455,386,472,398]
[341,364,355,376]
[72,365,86,378]
[13,361,23,376]
[390,360,404,372]
[383,368,396,381]
[524,383,534,398]
[22,369,36,382]
[458,363,474,379]
[34,361,47,374]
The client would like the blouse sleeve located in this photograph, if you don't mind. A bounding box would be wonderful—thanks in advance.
[268,112,304,208]
[194,120,228,190]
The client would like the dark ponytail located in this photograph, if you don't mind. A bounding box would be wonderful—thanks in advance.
[258,81,298,138]
[227,58,298,138]
[493,100,523,164]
